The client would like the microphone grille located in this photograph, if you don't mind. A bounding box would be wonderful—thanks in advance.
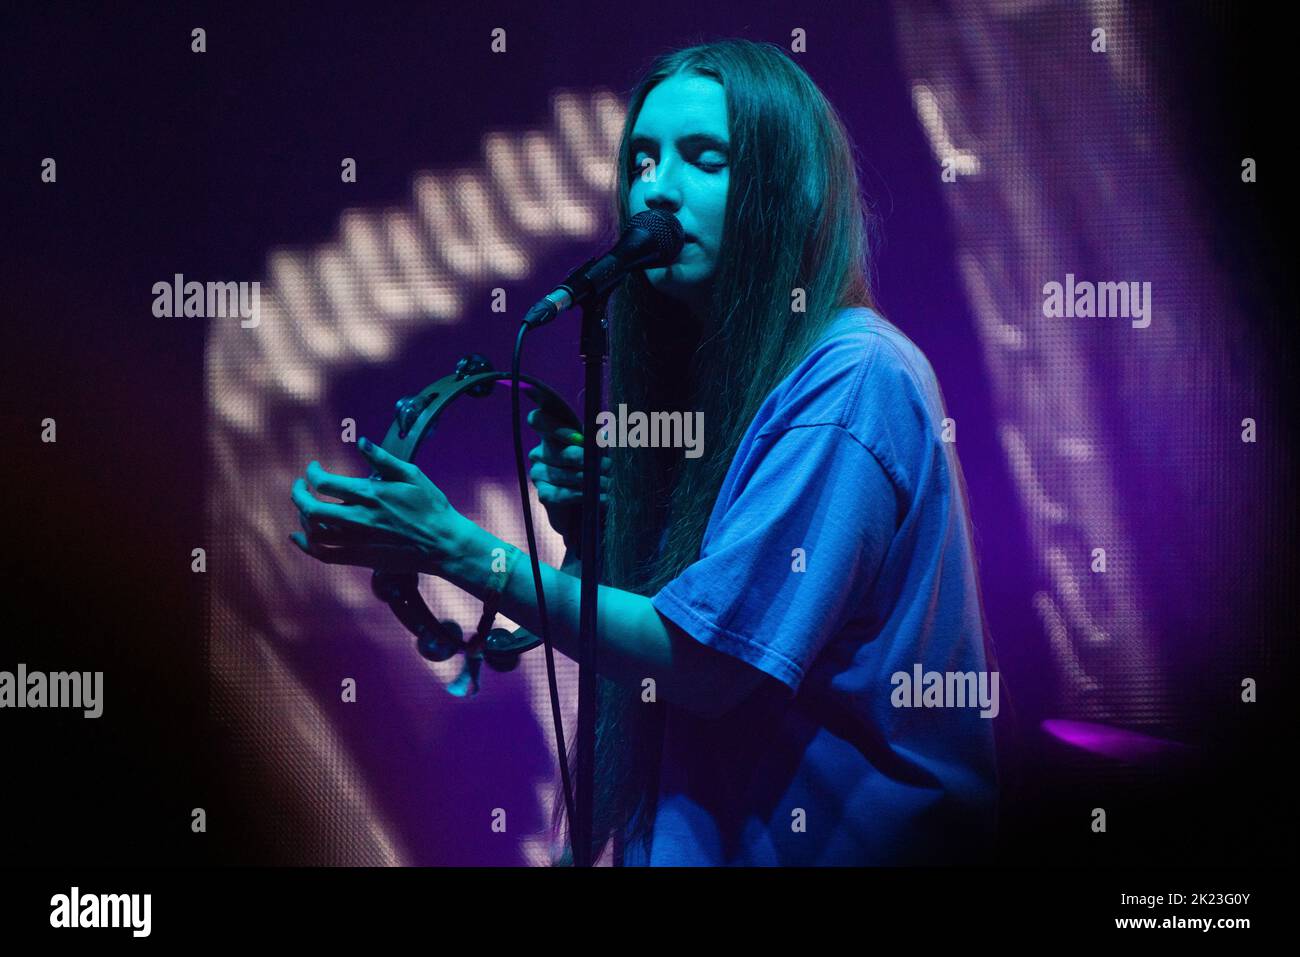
[628,209,685,259]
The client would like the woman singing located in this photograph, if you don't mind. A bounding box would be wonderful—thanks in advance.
[291,38,999,866]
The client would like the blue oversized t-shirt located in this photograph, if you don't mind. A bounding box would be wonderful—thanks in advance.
[622,306,999,866]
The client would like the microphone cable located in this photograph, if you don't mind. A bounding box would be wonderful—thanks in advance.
[511,319,576,861]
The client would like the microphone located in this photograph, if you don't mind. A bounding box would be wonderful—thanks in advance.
[522,210,685,328]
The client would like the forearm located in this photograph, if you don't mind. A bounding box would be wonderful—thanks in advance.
[439,517,711,712]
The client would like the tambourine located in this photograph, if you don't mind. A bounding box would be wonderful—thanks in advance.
[369,352,582,696]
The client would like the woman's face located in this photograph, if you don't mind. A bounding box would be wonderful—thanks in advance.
[627,73,730,320]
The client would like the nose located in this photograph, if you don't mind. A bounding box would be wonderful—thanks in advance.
[640,158,684,215]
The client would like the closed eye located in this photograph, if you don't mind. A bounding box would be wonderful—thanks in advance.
[629,132,730,177]
[629,153,728,176]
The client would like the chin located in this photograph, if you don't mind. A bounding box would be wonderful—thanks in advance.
[647,268,694,296]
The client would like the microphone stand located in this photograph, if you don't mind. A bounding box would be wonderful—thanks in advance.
[520,210,682,865]
[573,289,609,867]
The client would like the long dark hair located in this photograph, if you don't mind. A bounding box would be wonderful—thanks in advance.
[550,38,880,865]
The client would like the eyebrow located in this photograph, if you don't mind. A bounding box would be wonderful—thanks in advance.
[629,132,730,154]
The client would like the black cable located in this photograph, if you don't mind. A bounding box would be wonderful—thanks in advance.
[511,320,576,861]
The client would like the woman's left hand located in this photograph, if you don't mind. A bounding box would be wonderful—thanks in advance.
[290,436,466,576]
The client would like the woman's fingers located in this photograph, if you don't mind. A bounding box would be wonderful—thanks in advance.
[290,445,458,577]
[528,442,582,466]
[305,460,378,504]
[529,462,612,491]
[292,477,355,526]
[534,481,610,508]
[526,408,586,461]
[356,435,418,481]
[527,443,613,471]
[293,476,407,541]
[526,407,582,443]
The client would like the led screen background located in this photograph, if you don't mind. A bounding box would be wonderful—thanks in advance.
[2,1,1292,866]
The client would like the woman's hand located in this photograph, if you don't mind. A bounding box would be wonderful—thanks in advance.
[290,436,467,576]
[526,408,611,549]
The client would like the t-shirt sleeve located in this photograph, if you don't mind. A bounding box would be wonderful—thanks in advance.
[650,423,900,694]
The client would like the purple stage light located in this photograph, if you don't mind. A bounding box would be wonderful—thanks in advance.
[1042,719,1196,765]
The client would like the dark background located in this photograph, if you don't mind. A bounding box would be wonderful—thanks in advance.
[0,1,1293,867]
